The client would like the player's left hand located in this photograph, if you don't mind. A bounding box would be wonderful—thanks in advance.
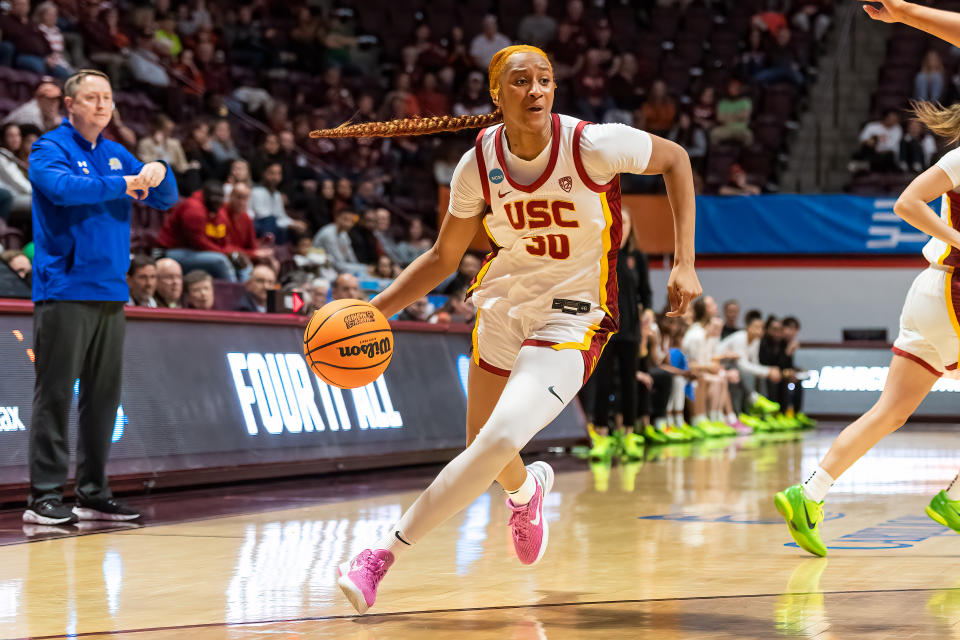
[137,161,167,189]
[666,262,701,317]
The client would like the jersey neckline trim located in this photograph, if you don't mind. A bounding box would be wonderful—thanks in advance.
[493,112,561,193]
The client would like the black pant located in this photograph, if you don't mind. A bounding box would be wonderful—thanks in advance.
[29,301,125,504]
[592,338,638,429]
[647,368,673,420]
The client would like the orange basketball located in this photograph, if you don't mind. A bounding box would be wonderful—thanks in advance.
[303,299,394,389]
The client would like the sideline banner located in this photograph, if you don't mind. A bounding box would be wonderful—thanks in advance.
[0,316,585,484]
[695,195,929,255]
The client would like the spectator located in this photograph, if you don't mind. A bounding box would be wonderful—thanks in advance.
[692,86,717,131]
[443,253,481,295]
[351,208,382,265]
[0,0,69,79]
[669,112,707,171]
[0,123,31,216]
[154,257,183,308]
[855,109,902,173]
[518,0,556,49]
[303,276,330,315]
[548,21,586,82]
[180,119,217,196]
[128,31,170,88]
[431,287,476,324]
[395,217,432,266]
[575,49,615,123]
[718,309,782,414]
[792,2,832,41]
[753,28,804,86]
[739,28,768,79]
[209,119,240,167]
[183,269,215,310]
[80,5,127,84]
[719,164,762,195]
[174,48,206,97]
[3,79,63,133]
[608,52,646,113]
[17,124,39,165]
[158,181,242,281]
[370,254,400,280]
[416,73,451,117]
[721,299,740,338]
[469,15,511,70]
[453,71,493,117]
[224,181,276,271]
[127,255,158,307]
[641,80,676,137]
[777,316,806,415]
[313,209,365,273]
[758,315,784,375]
[398,296,432,322]
[711,78,754,146]
[33,2,74,76]
[154,13,182,58]
[1,249,31,279]
[136,114,189,174]
[249,162,307,242]
[373,207,402,264]
[234,263,276,312]
[900,119,936,173]
[915,50,946,103]
[223,158,252,197]
[331,272,361,300]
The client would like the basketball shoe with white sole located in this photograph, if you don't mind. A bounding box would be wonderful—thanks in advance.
[507,461,554,565]
[336,548,395,614]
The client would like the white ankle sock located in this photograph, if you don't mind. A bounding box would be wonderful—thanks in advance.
[692,414,706,426]
[655,418,667,429]
[727,412,737,424]
[802,466,835,502]
[947,472,960,501]
[376,527,413,558]
[506,469,537,506]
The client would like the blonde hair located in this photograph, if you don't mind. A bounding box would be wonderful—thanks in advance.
[64,69,110,98]
[310,45,552,139]
[912,100,960,144]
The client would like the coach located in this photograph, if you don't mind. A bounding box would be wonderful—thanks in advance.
[23,70,178,526]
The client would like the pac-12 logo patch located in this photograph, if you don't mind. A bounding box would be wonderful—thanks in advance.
[489,168,504,184]
[558,176,572,192]
[109,157,122,170]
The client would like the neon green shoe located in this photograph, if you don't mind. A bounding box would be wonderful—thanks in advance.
[752,394,781,415]
[740,413,771,432]
[644,424,668,444]
[678,423,704,440]
[589,434,616,460]
[774,484,827,557]
[926,491,960,533]
[622,431,645,459]
[663,426,691,442]
[796,413,817,429]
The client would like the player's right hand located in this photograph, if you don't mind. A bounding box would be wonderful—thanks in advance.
[861,0,907,23]
[124,175,148,200]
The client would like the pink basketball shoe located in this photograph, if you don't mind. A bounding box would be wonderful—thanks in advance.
[506,461,554,565]
[337,548,394,613]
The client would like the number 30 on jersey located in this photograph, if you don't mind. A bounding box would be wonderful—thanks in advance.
[504,199,579,261]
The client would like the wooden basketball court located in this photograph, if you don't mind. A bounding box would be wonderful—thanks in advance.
[2,428,959,639]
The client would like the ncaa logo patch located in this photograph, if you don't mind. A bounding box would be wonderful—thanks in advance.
[559,176,573,192]
[488,168,504,184]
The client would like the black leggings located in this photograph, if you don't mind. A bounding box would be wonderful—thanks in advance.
[592,339,638,428]
[645,368,674,420]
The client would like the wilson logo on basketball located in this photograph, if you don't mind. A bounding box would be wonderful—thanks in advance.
[343,311,376,329]
[339,337,392,359]
[558,176,572,192]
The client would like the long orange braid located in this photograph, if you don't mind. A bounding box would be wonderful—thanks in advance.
[309,45,552,139]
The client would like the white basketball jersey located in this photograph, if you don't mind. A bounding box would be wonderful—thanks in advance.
[468,114,622,331]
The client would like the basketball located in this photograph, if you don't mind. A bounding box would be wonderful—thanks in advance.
[303,299,394,389]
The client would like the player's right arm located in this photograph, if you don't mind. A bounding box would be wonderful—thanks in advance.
[370,149,484,318]
[863,0,960,48]
[893,148,960,251]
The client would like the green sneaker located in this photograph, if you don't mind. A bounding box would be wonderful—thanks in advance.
[644,424,668,444]
[622,432,645,459]
[589,434,616,460]
[774,484,827,557]
[752,394,781,415]
[796,413,817,429]
[740,413,771,432]
[678,423,704,440]
[926,491,960,533]
[663,426,691,442]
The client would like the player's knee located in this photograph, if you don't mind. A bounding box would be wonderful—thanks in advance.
[473,422,522,457]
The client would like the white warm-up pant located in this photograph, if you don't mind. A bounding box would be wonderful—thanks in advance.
[667,376,687,414]
[396,345,585,543]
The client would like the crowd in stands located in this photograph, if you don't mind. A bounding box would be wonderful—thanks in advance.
[0,0,835,309]
[849,5,960,195]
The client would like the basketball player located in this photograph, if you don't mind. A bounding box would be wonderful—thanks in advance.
[313,45,701,612]
[777,3,960,557]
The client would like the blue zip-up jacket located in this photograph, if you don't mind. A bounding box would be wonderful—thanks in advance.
[29,118,178,302]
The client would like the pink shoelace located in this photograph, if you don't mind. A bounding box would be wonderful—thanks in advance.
[355,550,388,583]
[508,502,532,543]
